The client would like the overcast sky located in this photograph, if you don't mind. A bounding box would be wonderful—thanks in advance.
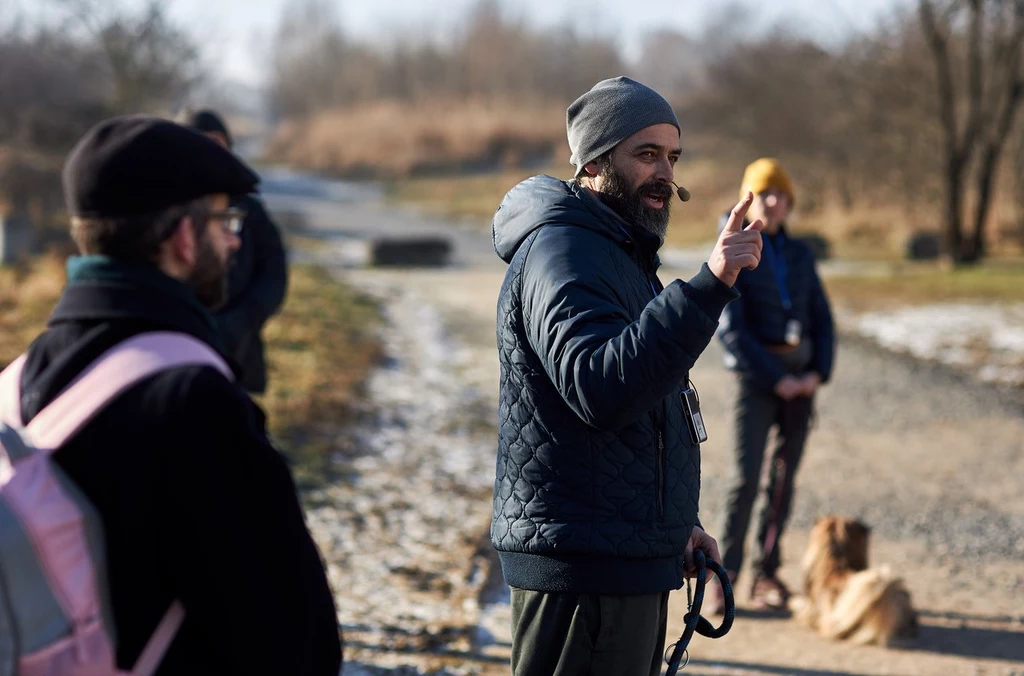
[13,0,912,88]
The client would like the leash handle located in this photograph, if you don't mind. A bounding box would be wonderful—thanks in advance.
[694,556,735,638]
[664,550,736,675]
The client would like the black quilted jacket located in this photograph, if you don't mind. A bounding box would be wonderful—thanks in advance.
[491,176,739,595]
[214,194,288,394]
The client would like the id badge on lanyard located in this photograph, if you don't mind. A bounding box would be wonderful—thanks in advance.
[785,318,802,346]
[681,380,708,444]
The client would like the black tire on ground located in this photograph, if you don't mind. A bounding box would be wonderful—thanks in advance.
[905,232,941,260]
[369,236,452,267]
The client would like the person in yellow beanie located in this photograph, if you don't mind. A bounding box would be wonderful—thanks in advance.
[707,158,836,614]
[739,157,796,208]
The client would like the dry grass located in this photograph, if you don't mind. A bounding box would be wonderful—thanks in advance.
[259,265,381,472]
[267,100,566,178]
[385,156,782,248]
[385,153,1024,258]
[823,261,1024,311]
[0,253,66,367]
[385,164,564,225]
[267,102,1024,258]
[0,255,382,478]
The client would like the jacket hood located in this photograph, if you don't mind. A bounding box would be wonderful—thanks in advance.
[491,175,633,263]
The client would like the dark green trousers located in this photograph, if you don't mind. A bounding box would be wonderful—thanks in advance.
[719,380,814,578]
[509,587,670,676]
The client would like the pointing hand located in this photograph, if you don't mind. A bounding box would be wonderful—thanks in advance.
[708,191,765,287]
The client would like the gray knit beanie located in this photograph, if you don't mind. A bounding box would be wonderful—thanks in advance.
[566,76,680,177]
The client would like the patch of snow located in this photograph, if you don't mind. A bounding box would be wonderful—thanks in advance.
[852,303,1024,387]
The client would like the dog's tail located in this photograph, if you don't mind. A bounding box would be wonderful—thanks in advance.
[819,566,917,646]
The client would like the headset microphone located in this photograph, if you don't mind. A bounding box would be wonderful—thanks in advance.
[672,182,691,202]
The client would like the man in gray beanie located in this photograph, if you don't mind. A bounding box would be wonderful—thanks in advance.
[490,76,765,675]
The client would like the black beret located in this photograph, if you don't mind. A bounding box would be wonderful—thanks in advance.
[62,115,258,218]
[181,108,232,148]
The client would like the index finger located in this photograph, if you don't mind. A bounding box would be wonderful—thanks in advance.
[723,191,754,233]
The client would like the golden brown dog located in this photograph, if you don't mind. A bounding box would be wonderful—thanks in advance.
[791,516,918,646]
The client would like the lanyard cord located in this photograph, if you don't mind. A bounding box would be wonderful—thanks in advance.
[761,231,791,311]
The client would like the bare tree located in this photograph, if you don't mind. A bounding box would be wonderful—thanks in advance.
[0,22,110,221]
[632,30,708,99]
[680,33,854,208]
[1,1,202,228]
[270,0,350,118]
[838,13,945,212]
[51,0,203,113]
[0,29,109,152]
[267,0,624,116]
[919,0,1024,263]
[1013,120,1024,238]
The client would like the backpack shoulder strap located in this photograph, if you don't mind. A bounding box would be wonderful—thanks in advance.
[24,331,232,453]
[129,599,186,676]
[0,354,28,428]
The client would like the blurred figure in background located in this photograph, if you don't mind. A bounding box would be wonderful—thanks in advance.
[180,108,288,394]
[710,158,836,614]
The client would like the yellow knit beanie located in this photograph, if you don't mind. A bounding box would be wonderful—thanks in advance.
[739,158,795,206]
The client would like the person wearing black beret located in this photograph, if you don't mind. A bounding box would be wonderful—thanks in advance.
[12,116,343,674]
[178,107,289,395]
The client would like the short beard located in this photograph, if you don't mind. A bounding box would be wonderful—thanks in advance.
[595,160,672,240]
[186,223,230,310]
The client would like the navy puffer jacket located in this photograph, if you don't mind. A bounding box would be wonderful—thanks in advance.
[491,176,738,595]
[716,214,835,392]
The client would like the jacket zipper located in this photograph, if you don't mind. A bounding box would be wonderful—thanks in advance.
[656,427,665,518]
[648,267,666,519]
[630,237,667,520]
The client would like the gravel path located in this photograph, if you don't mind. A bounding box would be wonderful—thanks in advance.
[263,175,1024,676]
[297,280,499,674]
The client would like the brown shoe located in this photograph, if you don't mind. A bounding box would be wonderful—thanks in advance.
[750,574,791,611]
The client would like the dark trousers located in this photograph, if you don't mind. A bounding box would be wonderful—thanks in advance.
[509,588,670,676]
[719,379,814,578]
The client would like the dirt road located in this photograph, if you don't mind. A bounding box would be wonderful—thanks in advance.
[263,176,1024,676]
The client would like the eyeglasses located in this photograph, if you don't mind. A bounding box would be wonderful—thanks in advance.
[209,208,246,235]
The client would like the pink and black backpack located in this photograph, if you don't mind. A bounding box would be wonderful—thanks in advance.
[0,331,232,675]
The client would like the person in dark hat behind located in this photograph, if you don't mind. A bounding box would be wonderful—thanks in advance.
[179,107,288,394]
[14,116,342,674]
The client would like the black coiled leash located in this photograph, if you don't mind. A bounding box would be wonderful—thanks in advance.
[664,550,735,675]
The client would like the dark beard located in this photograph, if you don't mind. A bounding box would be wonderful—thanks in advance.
[187,229,229,310]
[597,164,673,239]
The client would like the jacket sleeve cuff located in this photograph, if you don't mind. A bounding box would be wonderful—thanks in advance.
[683,263,740,322]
